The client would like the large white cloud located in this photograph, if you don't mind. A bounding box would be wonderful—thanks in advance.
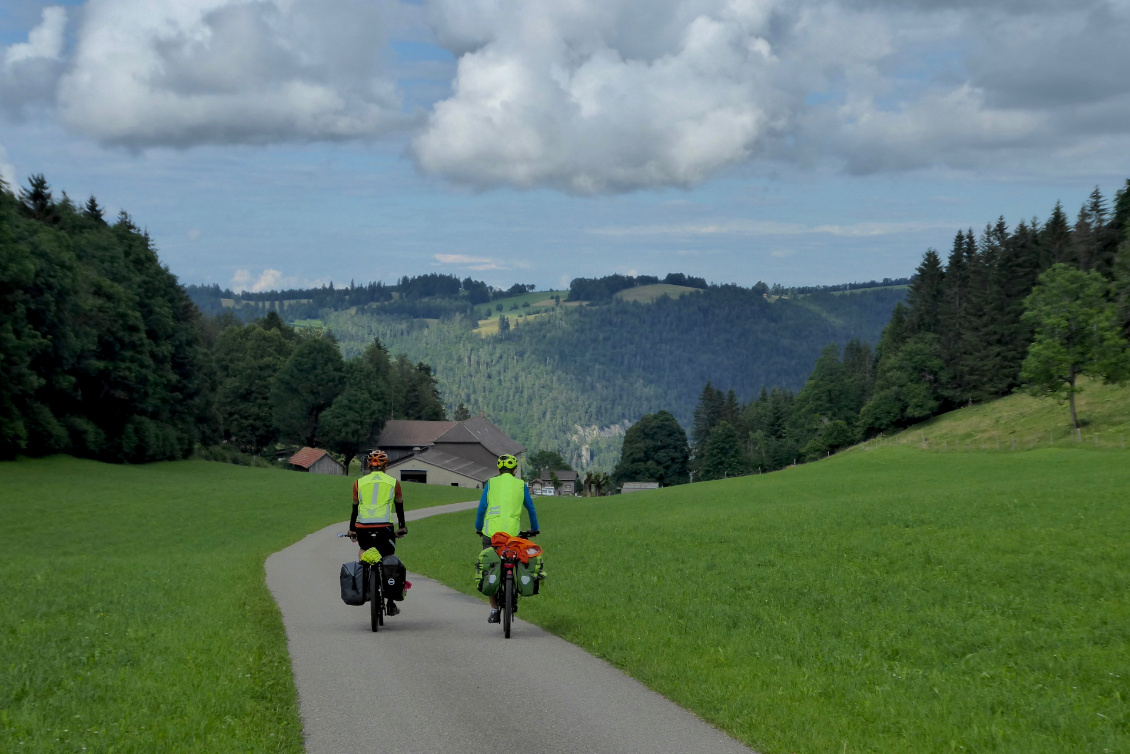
[3,0,1129,191]
[54,0,408,147]
[414,0,789,193]
[414,0,1130,192]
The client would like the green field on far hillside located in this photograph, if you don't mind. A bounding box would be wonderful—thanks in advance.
[407,447,1130,753]
[475,289,570,321]
[0,460,471,753]
[613,283,703,303]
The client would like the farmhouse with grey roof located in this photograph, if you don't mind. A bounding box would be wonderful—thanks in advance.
[378,416,525,489]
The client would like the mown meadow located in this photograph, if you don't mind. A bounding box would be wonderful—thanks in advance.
[408,447,1130,753]
[0,459,471,753]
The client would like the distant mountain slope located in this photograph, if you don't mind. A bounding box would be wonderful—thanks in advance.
[326,284,905,470]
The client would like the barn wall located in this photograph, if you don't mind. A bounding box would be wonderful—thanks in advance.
[309,455,345,476]
[387,461,481,489]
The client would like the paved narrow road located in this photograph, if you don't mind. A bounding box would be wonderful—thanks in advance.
[266,502,758,754]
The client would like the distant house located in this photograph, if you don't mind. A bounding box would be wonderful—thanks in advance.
[620,482,660,494]
[288,447,345,476]
[378,416,525,489]
[529,470,579,496]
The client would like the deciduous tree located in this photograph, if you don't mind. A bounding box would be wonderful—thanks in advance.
[1020,264,1129,435]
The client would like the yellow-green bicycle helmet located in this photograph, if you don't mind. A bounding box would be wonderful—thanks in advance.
[497,454,518,471]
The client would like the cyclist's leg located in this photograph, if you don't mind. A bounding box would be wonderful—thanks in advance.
[481,535,500,610]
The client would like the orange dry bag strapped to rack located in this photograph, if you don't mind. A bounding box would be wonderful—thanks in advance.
[491,533,542,564]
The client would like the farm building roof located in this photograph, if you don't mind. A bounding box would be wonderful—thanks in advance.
[377,417,525,456]
[388,449,495,483]
[439,416,525,456]
[378,420,458,448]
[289,447,328,469]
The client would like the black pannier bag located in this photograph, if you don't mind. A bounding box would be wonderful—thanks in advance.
[340,561,367,606]
[381,554,408,601]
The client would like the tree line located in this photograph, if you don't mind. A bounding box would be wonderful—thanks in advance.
[205,312,445,470]
[1,176,445,465]
[655,183,1130,483]
[186,275,538,320]
[567,272,709,302]
[0,176,214,461]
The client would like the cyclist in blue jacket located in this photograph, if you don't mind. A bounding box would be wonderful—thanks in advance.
[476,454,539,623]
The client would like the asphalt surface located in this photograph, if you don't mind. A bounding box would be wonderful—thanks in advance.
[266,501,758,754]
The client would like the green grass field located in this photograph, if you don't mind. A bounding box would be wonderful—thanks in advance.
[407,447,1130,753]
[5,442,1128,753]
[613,283,703,303]
[0,459,471,753]
[475,289,569,320]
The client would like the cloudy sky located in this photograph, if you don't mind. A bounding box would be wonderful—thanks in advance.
[2,0,1128,292]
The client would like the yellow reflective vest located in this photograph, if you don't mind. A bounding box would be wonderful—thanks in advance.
[483,473,527,538]
[356,470,397,525]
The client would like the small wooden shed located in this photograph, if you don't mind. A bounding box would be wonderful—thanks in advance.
[288,447,345,476]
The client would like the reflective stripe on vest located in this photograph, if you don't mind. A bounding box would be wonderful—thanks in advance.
[357,471,396,525]
[484,473,526,538]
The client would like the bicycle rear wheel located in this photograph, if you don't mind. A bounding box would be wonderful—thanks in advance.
[370,565,383,633]
[503,572,514,638]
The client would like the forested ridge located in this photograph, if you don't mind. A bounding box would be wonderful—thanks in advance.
[325,284,905,470]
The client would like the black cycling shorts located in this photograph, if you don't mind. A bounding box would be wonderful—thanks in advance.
[355,527,396,558]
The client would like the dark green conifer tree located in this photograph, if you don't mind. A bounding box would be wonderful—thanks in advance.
[1041,201,1073,267]
[907,249,944,334]
[691,382,724,454]
[697,421,747,481]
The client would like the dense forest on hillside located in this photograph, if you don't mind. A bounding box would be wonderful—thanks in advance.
[324,285,905,469]
[684,182,1130,482]
[0,176,447,464]
[0,177,213,461]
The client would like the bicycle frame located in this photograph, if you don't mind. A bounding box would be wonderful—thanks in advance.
[364,560,384,632]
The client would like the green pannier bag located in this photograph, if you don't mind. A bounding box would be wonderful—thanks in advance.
[515,562,538,597]
[475,547,502,597]
[516,552,546,597]
[519,553,542,596]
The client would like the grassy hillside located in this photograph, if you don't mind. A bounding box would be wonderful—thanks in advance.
[613,283,702,303]
[474,289,570,321]
[893,377,1130,450]
[407,447,1130,753]
[0,459,471,753]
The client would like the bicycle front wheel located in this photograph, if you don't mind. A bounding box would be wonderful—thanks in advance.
[503,572,514,638]
[370,565,382,633]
